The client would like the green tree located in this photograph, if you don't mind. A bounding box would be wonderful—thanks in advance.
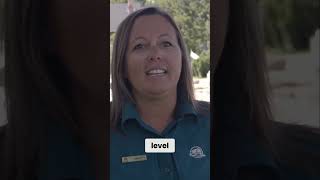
[287,0,320,50]
[148,0,210,54]
[261,0,319,52]
[110,0,127,3]
[261,0,294,51]
[192,50,210,78]
[136,0,146,6]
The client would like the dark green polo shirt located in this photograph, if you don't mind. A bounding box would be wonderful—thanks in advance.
[110,101,211,180]
[34,98,320,180]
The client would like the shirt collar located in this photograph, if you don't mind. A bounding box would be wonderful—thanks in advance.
[174,102,197,119]
[175,92,198,119]
[120,101,141,129]
[119,100,198,131]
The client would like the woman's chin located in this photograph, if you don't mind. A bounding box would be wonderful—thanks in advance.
[143,87,175,98]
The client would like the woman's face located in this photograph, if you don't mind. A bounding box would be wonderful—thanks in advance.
[126,15,182,98]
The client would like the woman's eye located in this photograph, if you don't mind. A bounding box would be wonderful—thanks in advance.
[162,41,172,47]
[133,43,144,50]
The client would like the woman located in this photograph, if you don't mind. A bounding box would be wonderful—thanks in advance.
[1,0,108,179]
[110,7,210,180]
[213,0,320,179]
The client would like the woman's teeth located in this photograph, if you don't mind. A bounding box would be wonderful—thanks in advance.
[146,69,167,75]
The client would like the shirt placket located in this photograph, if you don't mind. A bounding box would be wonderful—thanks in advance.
[154,121,179,180]
[157,153,179,180]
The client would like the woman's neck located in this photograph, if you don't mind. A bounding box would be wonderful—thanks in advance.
[134,91,177,133]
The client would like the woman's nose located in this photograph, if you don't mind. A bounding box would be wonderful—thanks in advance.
[148,47,161,61]
[149,55,161,61]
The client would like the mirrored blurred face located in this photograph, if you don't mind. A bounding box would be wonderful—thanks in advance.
[126,15,182,98]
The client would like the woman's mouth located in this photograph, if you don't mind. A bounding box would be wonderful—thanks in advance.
[145,68,168,76]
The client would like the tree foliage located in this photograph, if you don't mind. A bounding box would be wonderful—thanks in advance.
[261,0,319,52]
[149,0,210,55]
[192,50,210,78]
[110,0,211,77]
[110,0,127,3]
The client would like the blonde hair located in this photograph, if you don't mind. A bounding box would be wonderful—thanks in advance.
[111,7,196,126]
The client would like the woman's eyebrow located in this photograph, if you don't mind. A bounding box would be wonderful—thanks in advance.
[130,33,173,45]
[130,36,146,44]
[158,33,172,39]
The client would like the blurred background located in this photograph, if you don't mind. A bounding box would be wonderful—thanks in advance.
[109,0,319,128]
[0,0,6,126]
[260,0,319,128]
[0,0,318,128]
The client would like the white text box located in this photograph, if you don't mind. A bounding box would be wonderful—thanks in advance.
[145,138,175,153]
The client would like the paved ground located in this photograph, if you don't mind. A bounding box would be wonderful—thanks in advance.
[193,77,210,102]
[192,52,319,128]
[268,52,319,128]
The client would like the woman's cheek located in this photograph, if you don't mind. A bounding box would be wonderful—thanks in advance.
[132,51,148,61]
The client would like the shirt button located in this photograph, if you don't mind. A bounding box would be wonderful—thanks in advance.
[163,168,171,173]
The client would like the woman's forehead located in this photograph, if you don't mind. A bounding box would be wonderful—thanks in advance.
[129,15,177,41]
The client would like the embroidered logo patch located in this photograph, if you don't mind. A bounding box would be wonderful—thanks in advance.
[189,146,206,158]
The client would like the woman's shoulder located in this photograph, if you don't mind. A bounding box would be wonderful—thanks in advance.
[195,100,210,116]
